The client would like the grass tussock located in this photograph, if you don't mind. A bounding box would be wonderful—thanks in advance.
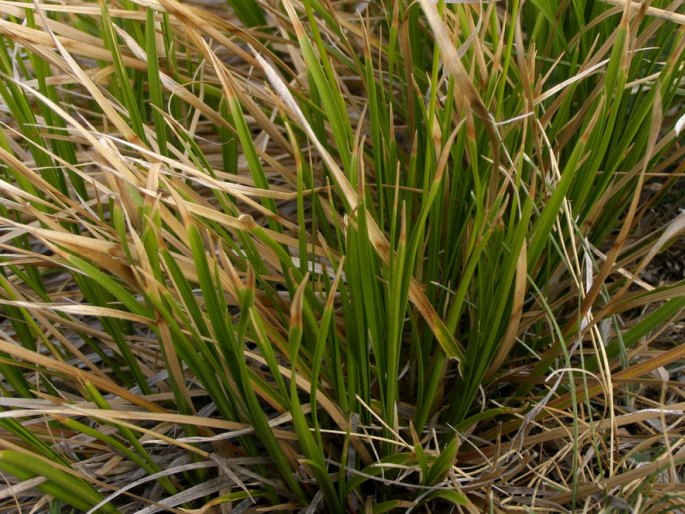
[1,0,685,511]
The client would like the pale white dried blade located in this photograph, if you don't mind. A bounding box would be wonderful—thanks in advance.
[134,476,232,514]
[0,300,153,324]
[626,210,685,287]
[86,461,221,514]
[675,111,685,135]
[600,0,685,25]
[0,476,47,500]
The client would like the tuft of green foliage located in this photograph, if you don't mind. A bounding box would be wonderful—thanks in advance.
[0,0,685,511]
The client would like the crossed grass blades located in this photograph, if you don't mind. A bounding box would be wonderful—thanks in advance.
[0,0,685,511]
